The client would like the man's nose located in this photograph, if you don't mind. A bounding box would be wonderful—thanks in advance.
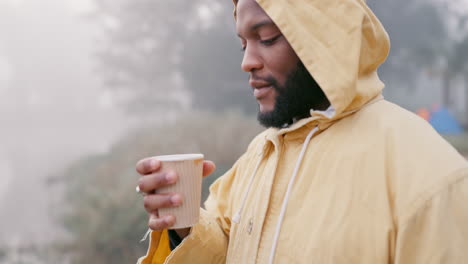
[241,46,263,73]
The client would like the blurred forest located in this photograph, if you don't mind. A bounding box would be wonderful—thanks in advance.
[1,0,468,263]
[92,0,468,120]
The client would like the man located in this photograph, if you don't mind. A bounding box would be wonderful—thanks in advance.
[136,0,468,263]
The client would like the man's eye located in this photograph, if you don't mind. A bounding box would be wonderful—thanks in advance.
[260,35,281,46]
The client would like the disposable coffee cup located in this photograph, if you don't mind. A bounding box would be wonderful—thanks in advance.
[155,153,204,229]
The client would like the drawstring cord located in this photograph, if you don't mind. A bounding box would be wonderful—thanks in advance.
[140,228,152,243]
[268,126,319,264]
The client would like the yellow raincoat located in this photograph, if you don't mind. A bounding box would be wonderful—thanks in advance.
[138,0,468,263]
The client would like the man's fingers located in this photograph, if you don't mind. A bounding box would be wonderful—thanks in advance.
[143,193,183,212]
[148,214,176,230]
[137,158,214,177]
[136,158,161,175]
[202,160,216,177]
[138,171,178,193]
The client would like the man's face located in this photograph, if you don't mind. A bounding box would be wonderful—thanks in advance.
[236,0,299,114]
[236,0,328,128]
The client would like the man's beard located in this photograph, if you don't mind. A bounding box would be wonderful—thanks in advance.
[257,61,330,128]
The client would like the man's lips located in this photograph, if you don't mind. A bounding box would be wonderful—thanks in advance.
[249,80,270,89]
[250,80,273,99]
[253,86,273,99]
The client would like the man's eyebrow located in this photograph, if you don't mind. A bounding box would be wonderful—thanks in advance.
[237,20,275,37]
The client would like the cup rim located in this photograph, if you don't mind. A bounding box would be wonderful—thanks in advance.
[154,153,204,161]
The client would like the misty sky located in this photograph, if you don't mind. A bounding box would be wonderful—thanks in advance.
[0,0,135,244]
[0,0,220,245]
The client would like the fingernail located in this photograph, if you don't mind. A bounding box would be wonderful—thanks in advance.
[171,195,182,206]
[166,172,177,184]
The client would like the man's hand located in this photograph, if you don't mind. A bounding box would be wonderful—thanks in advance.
[136,157,216,239]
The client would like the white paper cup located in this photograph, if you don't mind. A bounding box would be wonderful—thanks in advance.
[155,153,204,229]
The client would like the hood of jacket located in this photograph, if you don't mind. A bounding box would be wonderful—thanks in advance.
[233,0,390,131]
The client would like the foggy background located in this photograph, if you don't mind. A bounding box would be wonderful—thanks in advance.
[0,0,467,263]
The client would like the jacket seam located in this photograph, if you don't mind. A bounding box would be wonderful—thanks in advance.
[399,167,468,227]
